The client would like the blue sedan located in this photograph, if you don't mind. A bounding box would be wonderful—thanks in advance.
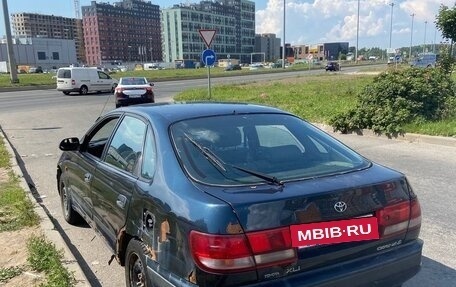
[57,102,422,287]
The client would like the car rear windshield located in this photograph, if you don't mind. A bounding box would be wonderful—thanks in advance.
[57,69,71,78]
[121,77,147,85]
[170,113,370,186]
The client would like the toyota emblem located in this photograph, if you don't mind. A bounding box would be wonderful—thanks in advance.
[334,201,347,213]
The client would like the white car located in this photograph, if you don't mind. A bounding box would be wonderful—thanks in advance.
[56,67,118,95]
[114,77,155,108]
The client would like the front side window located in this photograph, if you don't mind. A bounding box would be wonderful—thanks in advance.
[105,116,147,173]
[98,71,110,79]
[171,114,369,186]
[84,117,120,159]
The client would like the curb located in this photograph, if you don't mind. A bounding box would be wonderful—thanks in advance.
[0,129,89,287]
[314,123,456,147]
[0,85,56,93]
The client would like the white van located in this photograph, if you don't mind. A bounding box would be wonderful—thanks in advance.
[56,67,118,95]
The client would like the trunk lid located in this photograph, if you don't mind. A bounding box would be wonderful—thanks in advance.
[197,163,416,275]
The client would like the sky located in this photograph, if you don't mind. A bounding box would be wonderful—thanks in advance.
[0,0,454,50]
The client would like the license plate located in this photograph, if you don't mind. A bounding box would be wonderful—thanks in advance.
[290,217,379,247]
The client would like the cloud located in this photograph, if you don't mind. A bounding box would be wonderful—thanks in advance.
[256,0,446,47]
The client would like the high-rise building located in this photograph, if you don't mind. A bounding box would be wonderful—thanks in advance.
[82,0,161,66]
[11,13,85,64]
[162,0,255,64]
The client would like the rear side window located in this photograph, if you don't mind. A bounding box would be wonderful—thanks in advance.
[58,69,71,78]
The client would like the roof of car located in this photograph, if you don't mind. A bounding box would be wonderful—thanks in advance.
[115,102,290,123]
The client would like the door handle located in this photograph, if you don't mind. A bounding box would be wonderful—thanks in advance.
[84,173,92,183]
[116,195,127,209]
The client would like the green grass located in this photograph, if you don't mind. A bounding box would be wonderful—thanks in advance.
[0,266,24,283]
[174,73,456,137]
[0,174,40,232]
[27,235,75,287]
[0,61,384,88]
[175,74,373,123]
[0,137,74,286]
[0,136,11,168]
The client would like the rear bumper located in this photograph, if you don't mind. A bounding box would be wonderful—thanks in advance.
[145,239,422,287]
[115,92,154,106]
[250,239,423,287]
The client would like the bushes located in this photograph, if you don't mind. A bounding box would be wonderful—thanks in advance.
[329,68,456,136]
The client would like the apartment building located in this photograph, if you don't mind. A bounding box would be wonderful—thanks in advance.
[82,0,161,66]
[254,33,281,62]
[293,42,349,61]
[162,0,255,64]
[11,13,85,63]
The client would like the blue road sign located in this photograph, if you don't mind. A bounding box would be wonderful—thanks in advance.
[202,49,216,66]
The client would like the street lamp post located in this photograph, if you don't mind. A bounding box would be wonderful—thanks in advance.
[409,13,415,61]
[389,2,394,48]
[423,21,428,53]
[282,0,286,69]
[356,0,360,63]
[149,37,153,62]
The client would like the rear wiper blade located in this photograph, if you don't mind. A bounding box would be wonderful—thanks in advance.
[229,165,284,186]
[184,133,283,186]
[184,133,226,172]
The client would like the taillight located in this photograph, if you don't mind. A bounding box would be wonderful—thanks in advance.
[71,79,75,86]
[190,231,255,273]
[190,227,297,274]
[145,87,153,92]
[377,198,422,238]
[246,227,296,267]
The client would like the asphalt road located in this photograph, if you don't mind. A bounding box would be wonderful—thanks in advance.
[0,70,455,286]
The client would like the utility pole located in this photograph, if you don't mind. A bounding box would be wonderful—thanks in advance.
[2,0,19,83]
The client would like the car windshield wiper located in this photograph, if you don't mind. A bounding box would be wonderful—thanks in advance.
[184,133,227,172]
[184,133,283,186]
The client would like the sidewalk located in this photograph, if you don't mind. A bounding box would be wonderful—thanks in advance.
[0,129,89,287]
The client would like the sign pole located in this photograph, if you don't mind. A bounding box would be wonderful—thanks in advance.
[199,29,217,100]
[207,62,211,99]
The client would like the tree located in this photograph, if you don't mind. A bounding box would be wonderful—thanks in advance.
[435,4,456,56]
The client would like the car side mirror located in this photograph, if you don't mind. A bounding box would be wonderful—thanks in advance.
[149,83,154,87]
[59,137,80,151]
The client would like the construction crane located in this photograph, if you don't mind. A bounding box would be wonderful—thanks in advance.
[74,0,81,19]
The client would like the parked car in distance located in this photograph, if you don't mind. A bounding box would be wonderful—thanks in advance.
[56,67,118,95]
[410,52,439,68]
[114,77,155,108]
[224,64,242,71]
[28,66,43,73]
[57,102,422,287]
[325,61,340,71]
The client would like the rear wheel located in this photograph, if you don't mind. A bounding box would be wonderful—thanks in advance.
[79,85,88,95]
[125,239,150,287]
[59,178,82,225]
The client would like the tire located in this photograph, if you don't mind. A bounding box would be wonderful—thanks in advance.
[79,85,88,95]
[59,178,82,225]
[63,91,70,95]
[125,239,150,287]
[115,103,121,108]
[111,83,117,93]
